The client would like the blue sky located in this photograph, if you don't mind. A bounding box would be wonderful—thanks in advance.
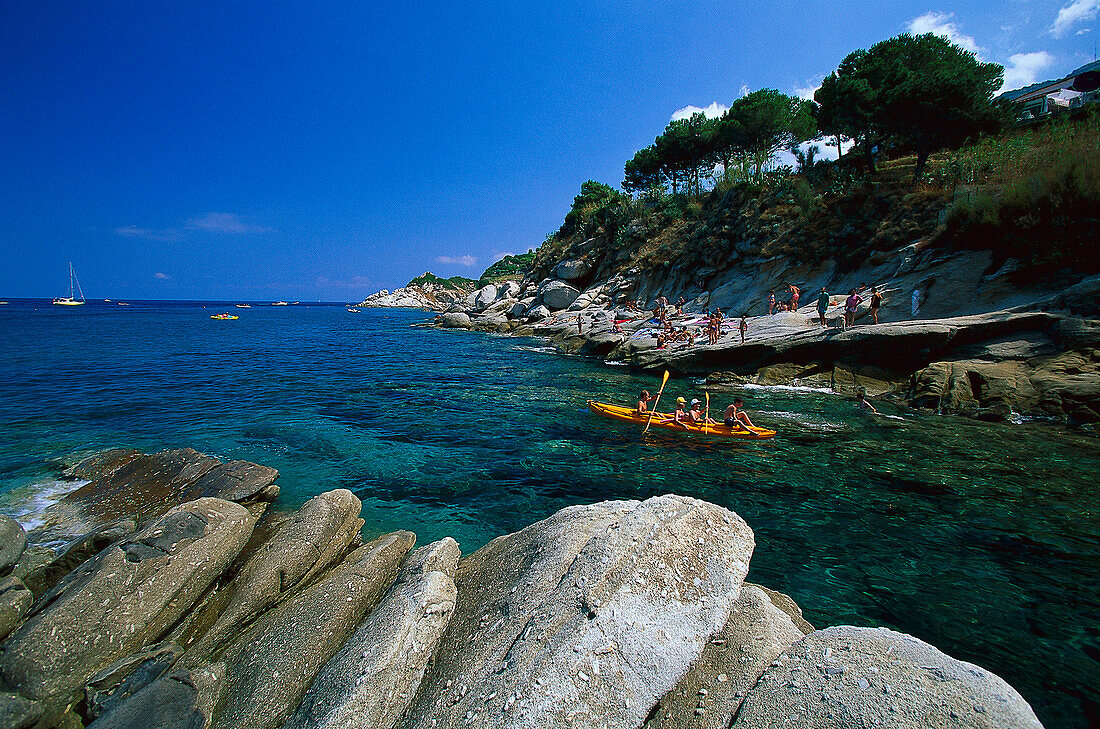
[2,1,1097,300]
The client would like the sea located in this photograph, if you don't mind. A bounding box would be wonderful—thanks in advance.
[1,299,1098,728]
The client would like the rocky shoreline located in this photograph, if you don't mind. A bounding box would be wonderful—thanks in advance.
[427,270,1100,425]
[0,447,1044,728]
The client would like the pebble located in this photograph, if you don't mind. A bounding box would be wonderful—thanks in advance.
[717,673,728,683]
[857,677,871,690]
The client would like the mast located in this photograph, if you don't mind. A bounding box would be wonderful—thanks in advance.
[71,263,85,302]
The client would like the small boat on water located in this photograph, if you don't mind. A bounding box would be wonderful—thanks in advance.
[210,313,239,320]
[272,301,288,306]
[587,400,776,440]
[235,304,251,309]
[118,302,130,306]
[53,262,86,306]
[347,307,361,313]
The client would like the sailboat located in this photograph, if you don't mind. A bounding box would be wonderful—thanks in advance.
[53,262,86,306]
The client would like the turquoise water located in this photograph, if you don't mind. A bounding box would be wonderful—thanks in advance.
[1,300,1098,727]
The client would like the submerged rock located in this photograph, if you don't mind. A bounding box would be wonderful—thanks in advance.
[399,494,754,729]
[288,537,461,729]
[0,498,254,717]
[209,530,416,729]
[731,626,1043,729]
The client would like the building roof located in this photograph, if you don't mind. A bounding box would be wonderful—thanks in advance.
[999,59,1100,101]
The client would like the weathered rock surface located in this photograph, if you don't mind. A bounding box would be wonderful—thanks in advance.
[209,530,416,729]
[20,518,137,597]
[440,312,473,329]
[84,642,184,722]
[184,489,364,664]
[526,304,551,320]
[473,284,499,311]
[540,280,581,310]
[360,276,476,310]
[0,514,27,575]
[86,664,224,729]
[0,691,44,729]
[555,259,591,280]
[400,494,755,729]
[0,498,254,715]
[64,449,143,482]
[0,575,32,641]
[731,626,1043,729]
[288,537,461,729]
[644,584,810,729]
[189,460,280,502]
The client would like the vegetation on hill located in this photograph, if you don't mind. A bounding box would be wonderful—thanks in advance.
[406,272,477,291]
[478,252,536,285]
[521,31,1098,290]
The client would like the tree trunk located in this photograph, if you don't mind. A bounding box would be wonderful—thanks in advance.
[912,147,930,184]
[834,135,843,159]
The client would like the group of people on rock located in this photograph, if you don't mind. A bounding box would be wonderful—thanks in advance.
[636,391,756,430]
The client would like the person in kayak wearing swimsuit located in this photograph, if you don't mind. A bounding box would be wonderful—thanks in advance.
[661,397,691,428]
[636,390,652,414]
[686,398,708,424]
[723,397,756,430]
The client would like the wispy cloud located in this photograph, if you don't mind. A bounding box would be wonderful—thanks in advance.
[435,255,478,267]
[491,251,514,263]
[185,212,272,235]
[154,272,170,280]
[793,76,825,101]
[114,225,184,242]
[670,102,728,122]
[114,212,273,242]
[908,11,981,55]
[1052,0,1100,37]
[738,84,750,98]
[1001,51,1057,91]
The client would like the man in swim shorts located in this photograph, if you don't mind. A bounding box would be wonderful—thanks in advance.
[816,287,830,326]
[723,397,755,430]
[636,390,652,414]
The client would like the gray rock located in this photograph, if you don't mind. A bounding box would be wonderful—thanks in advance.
[508,300,529,318]
[644,584,808,729]
[86,664,223,729]
[184,489,364,663]
[0,498,254,714]
[440,312,473,329]
[84,642,184,722]
[399,494,755,729]
[64,449,143,482]
[209,531,416,729]
[0,576,32,641]
[540,280,582,310]
[473,285,499,312]
[555,260,590,280]
[731,626,1043,729]
[21,518,137,597]
[0,692,44,729]
[188,460,279,502]
[288,538,461,729]
[0,515,27,575]
[499,281,521,300]
[526,304,551,320]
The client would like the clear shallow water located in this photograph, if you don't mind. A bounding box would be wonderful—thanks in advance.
[1,300,1098,728]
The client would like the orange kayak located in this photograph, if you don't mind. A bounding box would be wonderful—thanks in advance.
[587,400,776,440]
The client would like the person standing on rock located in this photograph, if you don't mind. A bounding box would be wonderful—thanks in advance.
[577,314,583,334]
[911,287,922,317]
[789,284,801,311]
[869,286,883,324]
[768,291,776,315]
[739,313,749,343]
[816,287,830,327]
[845,289,863,328]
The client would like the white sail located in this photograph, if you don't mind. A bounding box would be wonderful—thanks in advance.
[53,262,86,306]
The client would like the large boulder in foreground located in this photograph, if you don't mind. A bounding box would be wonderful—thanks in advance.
[209,530,416,729]
[440,312,473,329]
[731,626,1043,729]
[288,537,461,729]
[644,584,810,729]
[400,494,755,729]
[0,498,254,716]
[184,489,364,664]
[0,515,27,575]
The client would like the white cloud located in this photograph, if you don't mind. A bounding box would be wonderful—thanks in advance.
[670,102,728,122]
[435,255,478,267]
[1001,51,1057,91]
[1078,27,1093,34]
[154,272,170,280]
[114,225,183,242]
[1052,0,1100,37]
[908,11,981,55]
[738,84,751,98]
[186,212,272,234]
[794,77,824,101]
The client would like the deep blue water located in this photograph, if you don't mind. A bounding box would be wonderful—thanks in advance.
[1,299,1098,728]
